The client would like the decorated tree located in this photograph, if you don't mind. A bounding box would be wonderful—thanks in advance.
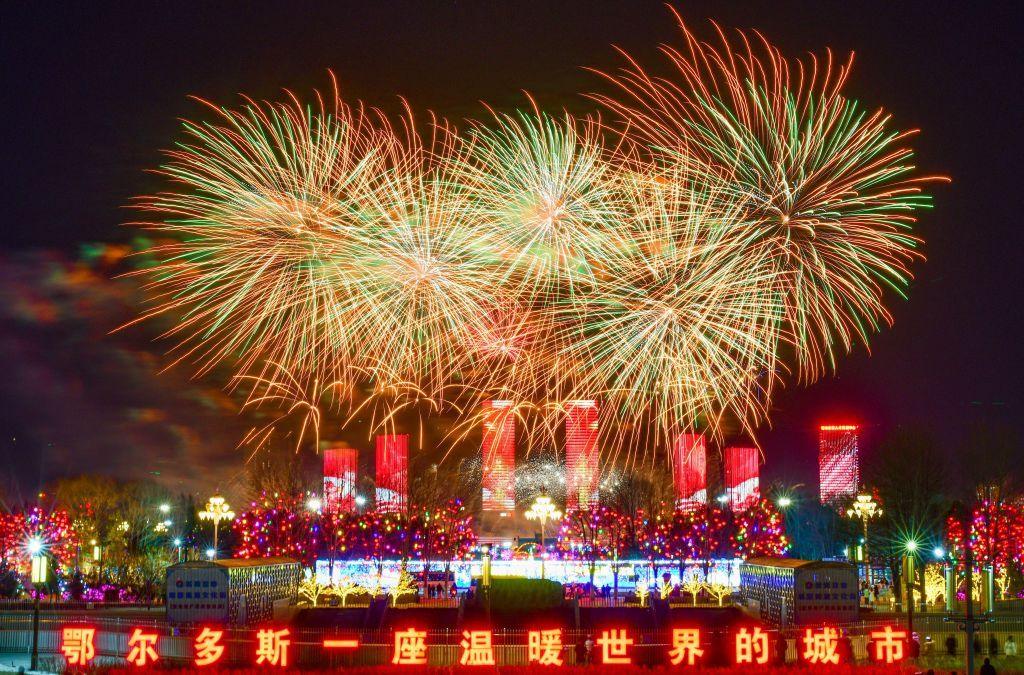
[558,504,628,590]
[731,498,789,558]
[233,495,319,566]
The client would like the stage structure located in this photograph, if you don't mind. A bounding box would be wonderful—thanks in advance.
[375,434,409,513]
[818,425,859,506]
[672,433,707,510]
[724,446,760,511]
[481,400,516,512]
[322,447,358,514]
[565,400,599,510]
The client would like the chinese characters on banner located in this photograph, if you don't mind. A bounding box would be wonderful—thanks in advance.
[57,623,906,667]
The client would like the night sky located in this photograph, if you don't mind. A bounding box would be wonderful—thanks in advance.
[1,1,1020,496]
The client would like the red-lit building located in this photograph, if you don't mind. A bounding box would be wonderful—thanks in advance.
[565,401,599,510]
[672,433,707,510]
[375,434,409,513]
[724,446,760,511]
[818,425,859,506]
[323,447,358,514]
[481,400,515,512]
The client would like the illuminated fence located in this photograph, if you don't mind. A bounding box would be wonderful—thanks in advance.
[323,447,358,514]
[565,401,599,510]
[481,400,516,512]
[724,446,760,512]
[672,433,707,510]
[375,434,409,513]
[0,616,929,668]
[818,425,859,506]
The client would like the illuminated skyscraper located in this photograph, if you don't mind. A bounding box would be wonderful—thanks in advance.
[375,433,409,513]
[724,446,760,511]
[323,447,358,514]
[819,425,859,505]
[481,400,515,512]
[565,400,599,510]
[672,433,707,510]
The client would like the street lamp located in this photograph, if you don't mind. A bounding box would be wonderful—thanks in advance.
[306,496,323,513]
[173,538,183,562]
[777,496,793,509]
[904,539,920,638]
[198,494,235,559]
[28,536,47,671]
[846,492,882,584]
[525,495,562,580]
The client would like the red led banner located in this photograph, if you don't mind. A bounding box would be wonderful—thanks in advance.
[724,446,760,512]
[672,433,707,510]
[59,623,908,668]
[481,400,515,511]
[323,447,358,514]
[819,425,859,505]
[375,434,409,513]
[565,400,599,510]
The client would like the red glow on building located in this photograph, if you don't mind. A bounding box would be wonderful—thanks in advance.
[565,401,599,510]
[724,446,760,512]
[819,424,859,505]
[481,400,515,512]
[672,433,707,510]
[376,434,409,513]
[323,447,358,514]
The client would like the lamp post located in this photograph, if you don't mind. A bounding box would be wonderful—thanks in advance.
[846,492,882,585]
[904,539,919,640]
[28,536,47,671]
[525,495,562,580]
[198,494,235,559]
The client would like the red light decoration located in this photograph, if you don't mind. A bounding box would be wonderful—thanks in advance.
[669,628,704,666]
[818,424,859,505]
[528,629,564,666]
[323,447,358,514]
[566,401,599,510]
[870,626,907,664]
[376,434,409,513]
[255,628,290,667]
[801,627,841,665]
[392,628,428,665]
[732,498,790,558]
[481,400,516,511]
[459,630,496,666]
[194,627,225,667]
[724,446,760,512]
[596,629,633,665]
[735,627,769,665]
[126,628,159,667]
[61,626,96,666]
[672,433,707,510]
[323,638,360,649]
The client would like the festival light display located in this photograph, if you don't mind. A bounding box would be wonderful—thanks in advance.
[672,433,707,510]
[565,401,599,510]
[375,434,409,513]
[724,446,760,511]
[818,425,859,505]
[481,400,515,511]
[323,447,358,514]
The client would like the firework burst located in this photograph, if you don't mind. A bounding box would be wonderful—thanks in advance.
[132,16,940,467]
